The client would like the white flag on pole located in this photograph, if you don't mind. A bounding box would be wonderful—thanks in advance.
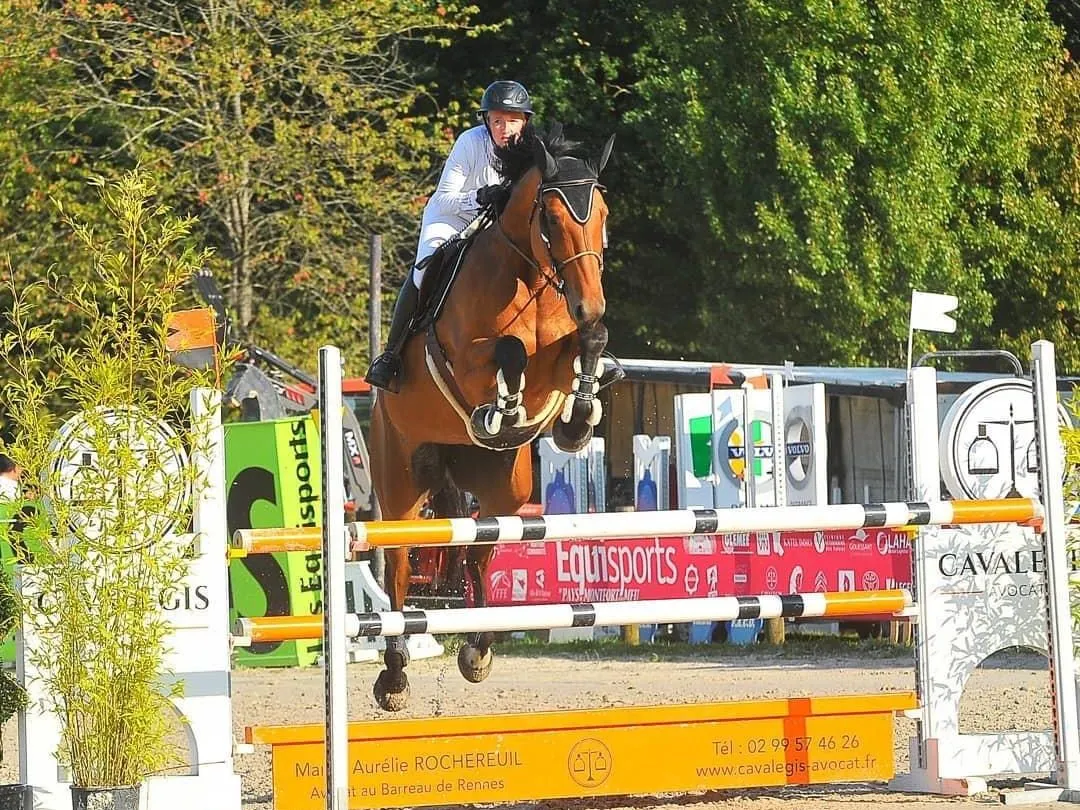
[909,290,958,334]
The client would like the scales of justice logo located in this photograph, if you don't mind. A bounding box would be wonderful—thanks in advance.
[567,738,612,788]
[939,379,1071,501]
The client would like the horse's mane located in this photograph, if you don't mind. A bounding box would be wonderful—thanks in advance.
[493,121,592,186]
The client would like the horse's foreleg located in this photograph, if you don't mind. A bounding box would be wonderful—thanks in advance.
[553,322,608,453]
[457,546,497,683]
[470,336,528,440]
[373,547,412,712]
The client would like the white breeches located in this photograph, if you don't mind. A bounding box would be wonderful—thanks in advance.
[412,220,465,288]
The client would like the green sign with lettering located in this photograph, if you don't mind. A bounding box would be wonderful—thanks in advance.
[225,415,324,669]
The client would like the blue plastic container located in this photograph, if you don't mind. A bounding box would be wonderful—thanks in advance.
[688,620,715,644]
[727,618,763,646]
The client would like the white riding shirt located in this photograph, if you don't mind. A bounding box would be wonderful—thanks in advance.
[412,124,503,288]
[0,476,18,501]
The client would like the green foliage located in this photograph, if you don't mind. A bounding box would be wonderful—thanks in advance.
[1061,400,1080,651]
[430,0,1076,368]
[0,0,123,419]
[2,1,485,377]
[3,0,1080,373]
[0,169,226,788]
[988,64,1080,370]
[613,0,1065,365]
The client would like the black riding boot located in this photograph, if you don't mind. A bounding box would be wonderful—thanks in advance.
[364,278,420,393]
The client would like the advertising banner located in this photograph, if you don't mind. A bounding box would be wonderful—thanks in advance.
[485,528,912,607]
[226,415,325,668]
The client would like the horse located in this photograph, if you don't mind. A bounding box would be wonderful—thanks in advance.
[367,123,616,711]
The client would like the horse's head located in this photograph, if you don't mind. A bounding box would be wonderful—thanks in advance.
[496,125,615,330]
[529,134,614,328]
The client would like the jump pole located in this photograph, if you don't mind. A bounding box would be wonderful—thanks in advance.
[233,589,912,644]
[239,340,1079,810]
[231,497,1041,554]
[318,346,348,810]
[1024,340,1080,802]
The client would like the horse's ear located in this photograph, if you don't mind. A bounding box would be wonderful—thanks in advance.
[598,134,616,174]
[533,136,558,180]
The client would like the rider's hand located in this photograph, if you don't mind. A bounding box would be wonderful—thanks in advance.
[475,184,510,210]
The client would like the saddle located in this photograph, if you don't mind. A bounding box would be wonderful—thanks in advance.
[412,236,473,334]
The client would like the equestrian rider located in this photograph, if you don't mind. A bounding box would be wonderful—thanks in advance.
[364,80,534,393]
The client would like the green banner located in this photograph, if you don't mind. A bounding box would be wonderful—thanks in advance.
[0,500,46,664]
[226,415,324,669]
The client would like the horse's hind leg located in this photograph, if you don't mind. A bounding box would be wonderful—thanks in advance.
[458,544,498,683]
[451,444,533,684]
[375,547,413,712]
[428,484,471,604]
[370,414,427,712]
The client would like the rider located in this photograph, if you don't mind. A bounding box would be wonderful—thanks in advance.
[364,80,534,393]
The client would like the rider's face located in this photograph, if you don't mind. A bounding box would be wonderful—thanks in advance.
[487,112,528,147]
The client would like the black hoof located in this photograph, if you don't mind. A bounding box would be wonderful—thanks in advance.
[373,669,410,712]
[552,417,593,454]
[457,643,494,683]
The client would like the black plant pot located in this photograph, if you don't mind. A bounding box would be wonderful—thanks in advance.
[70,785,140,810]
[0,783,31,810]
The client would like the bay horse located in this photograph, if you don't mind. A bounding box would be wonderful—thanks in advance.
[367,123,616,711]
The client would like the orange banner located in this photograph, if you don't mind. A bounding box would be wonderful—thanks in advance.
[256,693,915,810]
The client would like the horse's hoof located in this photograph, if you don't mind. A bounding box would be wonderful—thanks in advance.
[373,669,410,712]
[457,643,493,683]
[552,419,592,454]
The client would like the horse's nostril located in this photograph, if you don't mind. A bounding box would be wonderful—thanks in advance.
[573,300,606,325]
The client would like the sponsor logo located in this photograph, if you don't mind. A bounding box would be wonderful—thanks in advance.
[765,566,779,592]
[555,539,679,589]
[838,570,855,592]
[684,565,700,595]
[814,570,829,592]
[512,569,527,601]
[567,739,612,788]
[877,532,911,556]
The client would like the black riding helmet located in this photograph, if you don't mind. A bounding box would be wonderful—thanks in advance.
[476,80,534,119]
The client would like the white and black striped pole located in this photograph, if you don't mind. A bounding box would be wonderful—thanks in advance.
[318,346,348,810]
[235,589,912,643]
[1032,340,1080,800]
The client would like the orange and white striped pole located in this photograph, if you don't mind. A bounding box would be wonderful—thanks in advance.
[229,497,1041,556]
[232,588,912,644]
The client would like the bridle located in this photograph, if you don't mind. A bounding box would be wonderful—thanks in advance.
[497,173,606,296]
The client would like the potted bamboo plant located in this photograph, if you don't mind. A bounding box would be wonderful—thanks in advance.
[0,170,222,810]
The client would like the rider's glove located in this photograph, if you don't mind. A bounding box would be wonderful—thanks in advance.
[475,184,510,210]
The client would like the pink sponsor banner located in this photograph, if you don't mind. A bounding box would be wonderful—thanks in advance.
[485,528,913,607]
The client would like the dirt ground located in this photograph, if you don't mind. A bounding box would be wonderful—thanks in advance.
[223,644,1063,810]
[0,644,1067,809]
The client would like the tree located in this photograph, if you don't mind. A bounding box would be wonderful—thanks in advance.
[0,0,126,425]
[6,1,481,374]
[428,0,1076,369]
[986,62,1080,370]
[617,0,1068,366]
